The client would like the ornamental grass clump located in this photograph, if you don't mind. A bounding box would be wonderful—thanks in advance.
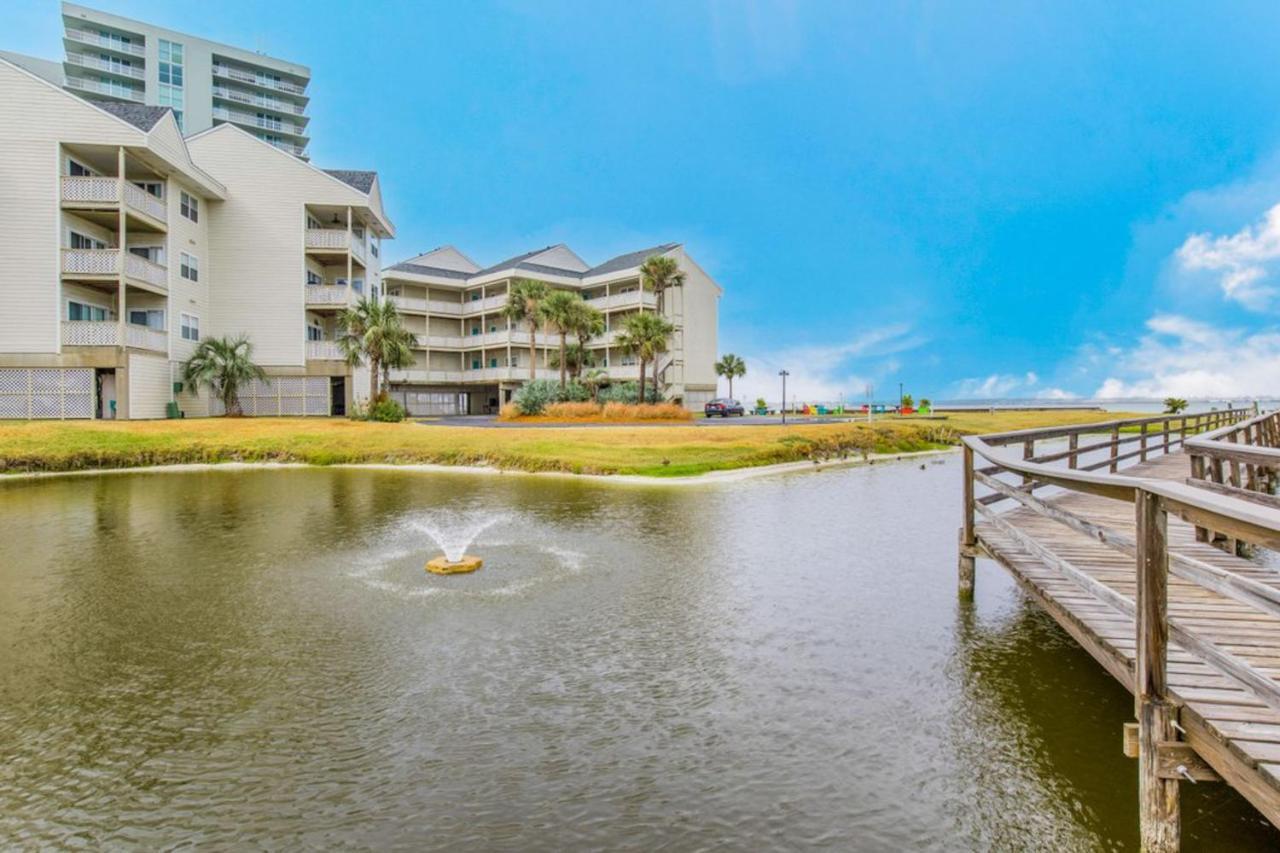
[600,402,690,421]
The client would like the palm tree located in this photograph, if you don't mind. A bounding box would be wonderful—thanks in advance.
[1164,397,1189,414]
[568,300,605,377]
[617,311,674,404]
[640,254,686,315]
[337,296,416,403]
[182,335,266,416]
[539,289,582,391]
[550,342,597,380]
[714,353,747,398]
[582,367,608,402]
[502,278,549,382]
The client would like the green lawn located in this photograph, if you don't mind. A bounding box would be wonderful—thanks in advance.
[0,409,1140,478]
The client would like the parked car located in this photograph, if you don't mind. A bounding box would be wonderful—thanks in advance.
[705,398,745,417]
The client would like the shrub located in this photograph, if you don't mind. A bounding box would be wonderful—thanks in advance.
[498,403,523,421]
[543,401,603,419]
[512,379,559,415]
[368,398,406,422]
[598,381,660,404]
[601,402,691,421]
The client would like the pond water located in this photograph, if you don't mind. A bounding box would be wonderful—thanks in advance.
[1,458,1278,850]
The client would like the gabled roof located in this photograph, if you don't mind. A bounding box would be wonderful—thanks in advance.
[386,241,691,287]
[324,170,377,192]
[586,243,680,277]
[400,245,481,273]
[84,100,172,132]
[385,262,471,280]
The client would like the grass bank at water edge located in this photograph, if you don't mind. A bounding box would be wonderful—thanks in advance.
[0,410,1142,479]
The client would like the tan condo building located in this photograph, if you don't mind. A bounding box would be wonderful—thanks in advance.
[382,244,721,414]
[0,56,392,419]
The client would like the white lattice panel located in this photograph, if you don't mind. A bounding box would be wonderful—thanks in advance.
[62,249,118,275]
[61,175,118,203]
[277,376,307,396]
[31,396,61,418]
[62,321,118,346]
[31,369,62,393]
[0,369,94,419]
[0,396,27,418]
[280,396,305,416]
[305,395,329,415]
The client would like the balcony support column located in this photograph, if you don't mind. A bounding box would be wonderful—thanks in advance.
[345,206,353,302]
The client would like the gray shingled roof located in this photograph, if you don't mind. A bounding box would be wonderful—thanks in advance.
[586,243,679,277]
[85,100,171,131]
[387,242,682,283]
[324,170,377,192]
[385,262,471,280]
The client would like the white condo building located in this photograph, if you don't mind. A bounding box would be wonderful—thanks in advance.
[4,2,312,158]
[382,245,721,415]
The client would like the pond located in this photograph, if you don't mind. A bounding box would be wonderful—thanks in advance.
[1,458,1277,850]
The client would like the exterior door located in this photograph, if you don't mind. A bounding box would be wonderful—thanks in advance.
[330,377,345,416]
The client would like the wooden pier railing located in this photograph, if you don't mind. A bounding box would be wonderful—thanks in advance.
[958,407,1280,852]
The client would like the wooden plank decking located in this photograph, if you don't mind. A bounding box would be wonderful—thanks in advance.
[976,450,1280,826]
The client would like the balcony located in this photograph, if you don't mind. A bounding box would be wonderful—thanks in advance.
[212,63,307,97]
[426,300,463,315]
[61,321,167,352]
[305,229,366,264]
[61,249,167,291]
[304,284,355,308]
[596,290,657,310]
[65,76,142,103]
[65,52,144,79]
[305,340,345,360]
[212,106,308,139]
[212,85,306,115]
[61,176,167,226]
[65,28,145,57]
[461,294,508,314]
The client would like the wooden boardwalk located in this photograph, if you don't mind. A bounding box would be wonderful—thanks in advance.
[959,408,1280,849]
[976,451,1280,826]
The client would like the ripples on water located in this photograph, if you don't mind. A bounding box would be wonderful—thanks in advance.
[1,460,1278,850]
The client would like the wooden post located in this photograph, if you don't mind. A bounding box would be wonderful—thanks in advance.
[1022,439,1034,486]
[958,444,976,598]
[1135,488,1178,852]
[1110,424,1121,473]
[1162,419,1170,454]
[1190,455,1209,543]
[1068,432,1079,470]
[1140,422,1149,462]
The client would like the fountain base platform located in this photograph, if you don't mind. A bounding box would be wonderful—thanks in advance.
[426,555,484,575]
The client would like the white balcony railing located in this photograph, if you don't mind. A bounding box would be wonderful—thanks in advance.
[461,294,508,314]
[65,76,142,102]
[61,248,119,276]
[65,52,144,79]
[304,230,366,263]
[305,340,345,360]
[123,252,167,288]
[386,295,428,313]
[304,284,353,306]
[426,300,463,315]
[121,181,167,222]
[61,177,167,224]
[61,321,167,352]
[212,106,307,137]
[212,63,307,96]
[601,290,657,310]
[212,85,306,114]
[65,28,145,57]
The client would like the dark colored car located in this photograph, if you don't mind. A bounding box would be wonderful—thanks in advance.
[705,398,745,417]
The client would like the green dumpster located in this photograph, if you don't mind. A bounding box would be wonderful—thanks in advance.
[166,401,180,419]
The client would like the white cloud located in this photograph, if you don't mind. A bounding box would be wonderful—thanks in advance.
[1176,204,1280,310]
[948,371,1043,399]
[724,324,926,404]
[1036,387,1079,400]
[1094,313,1280,398]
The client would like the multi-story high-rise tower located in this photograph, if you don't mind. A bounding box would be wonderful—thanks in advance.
[59,2,312,159]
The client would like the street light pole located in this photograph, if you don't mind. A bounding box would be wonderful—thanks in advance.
[779,370,790,425]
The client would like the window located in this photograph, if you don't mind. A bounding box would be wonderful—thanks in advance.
[129,246,163,264]
[352,278,364,294]
[69,231,106,250]
[159,39,183,85]
[488,324,498,333]
[68,159,93,177]
[306,270,322,286]
[255,112,282,131]
[306,324,323,342]
[97,30,134,50]
[68,300,109,321]
[129,309,164,330]
[133,181,163,199]
[181,313,200,341]
[469,292,481,302]
[179,191,198,223]
[180,252,198,282]
[306,215,321,229]
[98,76,139,99]
[370,240,379,258]
[471,358,482,370]
[489,357,499,369]
[470,326,481,336]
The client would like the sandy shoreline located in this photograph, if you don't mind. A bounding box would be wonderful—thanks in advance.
[0,447,958,487]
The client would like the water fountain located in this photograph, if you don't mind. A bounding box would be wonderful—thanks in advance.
[415,513,507,575]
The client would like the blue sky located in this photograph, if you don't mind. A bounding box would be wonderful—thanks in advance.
[13,1,1280,401]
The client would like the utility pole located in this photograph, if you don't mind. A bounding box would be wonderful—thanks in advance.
[899,381,904,410]
[779,370,790,425]
[866,383,873,423]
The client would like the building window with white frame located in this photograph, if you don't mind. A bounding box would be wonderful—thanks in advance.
[180,191,198,223]
[67,300,109,321]
[181,313,200,341]
[180,252,199,282]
